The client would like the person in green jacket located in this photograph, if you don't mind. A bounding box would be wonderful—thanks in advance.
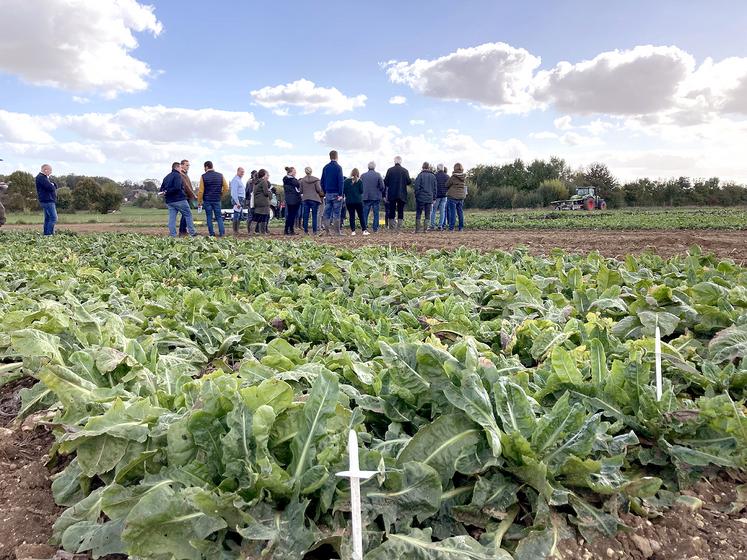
[251,169,272,235]
[343,168,366,236]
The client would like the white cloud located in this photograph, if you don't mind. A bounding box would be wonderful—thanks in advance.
[314,120,401,152]
[384,42,541,112]
[72,96,91,104]
[389,96,407,105]
[273,139,293,150]
[533,45,695,115]
[554,116,573,130]
[0,110,57,143]
[250,79,367,115]
[61,106,260,143]
[0,0,162,97]
[409,119,425,126]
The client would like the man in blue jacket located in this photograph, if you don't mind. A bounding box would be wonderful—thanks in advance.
[35,163,58,235]
[160,162,196,237]
[320,150,344,236]
[432,164,449,230]
[197,161,229,237]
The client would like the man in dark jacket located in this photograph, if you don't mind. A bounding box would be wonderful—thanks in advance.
[197,161,229,237]
[414,162,437,233]
[160,161,196,237]
[35,163,58,235]
[320,150,344,235]
[361,161,385,233]
[384,156,411,232]
[432,163,449,230]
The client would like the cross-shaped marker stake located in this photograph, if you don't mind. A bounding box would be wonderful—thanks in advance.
[336,430,378,560]
[655,325,662,401]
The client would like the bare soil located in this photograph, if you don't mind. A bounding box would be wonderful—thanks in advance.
[5,224,747,263]
[0,379,61,560]
[555,472,747,560]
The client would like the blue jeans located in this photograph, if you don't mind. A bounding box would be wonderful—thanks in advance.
[167,200,196,237]
[203,200,224,237]
[303,200,320,233]
[446,197,464,231]
[363,200,381,232]
[322,196,343,222]
[40,202,57,235]
[233,197,245,222]
[431,197,447,228]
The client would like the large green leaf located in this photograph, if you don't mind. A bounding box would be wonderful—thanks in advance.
[398,413,484,485]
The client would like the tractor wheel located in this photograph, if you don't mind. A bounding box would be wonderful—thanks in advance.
[599,200,607,210]
[584,198,595,211]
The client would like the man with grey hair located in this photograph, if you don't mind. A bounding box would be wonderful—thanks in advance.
[35,163,58,235]
[432,163,449,230]
[384,156,411,232]
[361,161,385,233]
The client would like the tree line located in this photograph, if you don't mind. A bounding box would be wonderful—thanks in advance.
[2,157,747,214]
[465,158,747,209]
[0,171,124,214]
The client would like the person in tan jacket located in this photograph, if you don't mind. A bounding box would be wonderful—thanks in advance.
[446,162,467,232]
[299,166,323,234]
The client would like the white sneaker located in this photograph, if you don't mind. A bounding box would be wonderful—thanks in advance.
[351,231,357,236]
[362,230,370,236]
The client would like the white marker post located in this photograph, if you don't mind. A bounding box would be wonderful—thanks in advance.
[655,325,662,401]
[336,430,377,560]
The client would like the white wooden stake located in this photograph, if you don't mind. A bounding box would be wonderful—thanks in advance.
[655,325,662,401]
[336,430,377,560]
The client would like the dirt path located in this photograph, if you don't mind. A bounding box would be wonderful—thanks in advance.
[5,223,747,263]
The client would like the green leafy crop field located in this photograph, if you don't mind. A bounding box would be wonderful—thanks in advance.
[1,232,745,559]
[466,207,747,230]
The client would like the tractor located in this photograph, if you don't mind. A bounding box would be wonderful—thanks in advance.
[550,186,607,210]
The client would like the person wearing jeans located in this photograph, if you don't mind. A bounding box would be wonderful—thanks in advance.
[299,167,323,234]
[320,150,345,236]
[361,161,385,233]
[161,161,196,237]
[432,164,449,230]
[168,199,196,237]
[197,160,229,237]
[445,163,467,231]
[35,163,58,235]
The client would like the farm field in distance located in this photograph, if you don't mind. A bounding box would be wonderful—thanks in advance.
[0,232,745,560]
[5,205,747,229]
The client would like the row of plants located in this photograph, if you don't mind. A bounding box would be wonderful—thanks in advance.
[1,232,745,559]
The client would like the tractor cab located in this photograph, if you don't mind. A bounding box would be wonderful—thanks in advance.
[575,186,596,197]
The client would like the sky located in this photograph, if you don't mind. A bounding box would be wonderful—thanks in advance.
[2,0,747,185]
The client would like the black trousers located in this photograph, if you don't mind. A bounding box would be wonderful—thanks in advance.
[285,203,300,233]
[346,202,365,231]
[386,199,405,220]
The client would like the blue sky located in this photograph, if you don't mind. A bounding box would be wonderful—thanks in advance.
[2,0,747,183]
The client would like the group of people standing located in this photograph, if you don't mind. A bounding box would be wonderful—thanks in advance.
[159,151,468,238]
[279,151,469,236]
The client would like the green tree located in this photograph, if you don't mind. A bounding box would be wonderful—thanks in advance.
[5,170,37,211]
[56,187,73,211]
[71,177,103,211]
[94,184,124,214]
